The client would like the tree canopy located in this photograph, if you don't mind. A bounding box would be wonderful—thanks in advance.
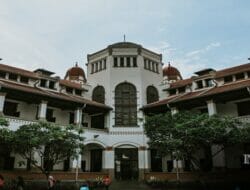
[144,111,250,170]
[13,122,84,177]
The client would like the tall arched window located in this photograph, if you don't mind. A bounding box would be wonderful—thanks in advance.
[92,86,105,103]
[146,86,159,104]
[115,82,137,126]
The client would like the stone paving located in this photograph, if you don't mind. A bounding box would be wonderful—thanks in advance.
[109,180,152,190]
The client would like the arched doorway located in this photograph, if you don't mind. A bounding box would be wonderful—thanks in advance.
[114,144,138,180]
[82,143,104,172]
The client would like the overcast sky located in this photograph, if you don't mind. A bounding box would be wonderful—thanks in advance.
[0,0,250,78]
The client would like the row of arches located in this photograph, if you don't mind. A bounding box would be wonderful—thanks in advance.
[92,83,159,104]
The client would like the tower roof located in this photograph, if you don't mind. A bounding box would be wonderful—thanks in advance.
[65,63,86,82]
[163,63,182,80]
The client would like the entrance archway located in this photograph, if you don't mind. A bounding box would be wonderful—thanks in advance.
[82,143,104,172]
[114,145,138,180]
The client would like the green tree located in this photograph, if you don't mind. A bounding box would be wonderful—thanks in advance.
[0,117,14,169]
[144,111,249,172]
[13,121,84,178]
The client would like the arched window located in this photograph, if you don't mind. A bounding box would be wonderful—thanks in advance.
[115,82,137,126]
[146,86,159,104]
[92,86,105,103]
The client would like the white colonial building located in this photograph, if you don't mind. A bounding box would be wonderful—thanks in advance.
[0,42,250,180]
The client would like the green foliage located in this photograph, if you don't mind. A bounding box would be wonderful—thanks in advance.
[0,116,9,126]
[0,116,14,155]
[144,111,250,168]
[13,121,84,177]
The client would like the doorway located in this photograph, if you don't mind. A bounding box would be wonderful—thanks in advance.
[115,148,138,180]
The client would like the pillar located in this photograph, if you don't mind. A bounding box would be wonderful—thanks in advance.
[138,146,149,180]
[207,100,217,116]
[103,147,114,179]
[74,108,82,125]
[170,107,183,173]
[118,57,121,67]
[38,101,47,120]
[207,100,226,169]
[0,93,6,116]
[173,160,183,172]
[72,154,82,169]
[72,152,82,181]
[171,107,179,115]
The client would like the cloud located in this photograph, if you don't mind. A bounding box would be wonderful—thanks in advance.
[186,42,221,57]
[165,42,221,78]
[147,42,177,57]
[0,17,66,76]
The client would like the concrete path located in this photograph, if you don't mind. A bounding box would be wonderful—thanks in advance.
[109,180,152,190]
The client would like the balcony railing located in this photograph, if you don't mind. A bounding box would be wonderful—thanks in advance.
[237,115,250,123]
[4,116,108,135]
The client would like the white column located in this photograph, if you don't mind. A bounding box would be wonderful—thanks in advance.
[72,154,82,169]
[103,148,114,170]
[0,93,6,115]
[74,108,82,125]
[207,100,226,169]
[130,57,133,67]
[171,107,179,115]
[124,56,127,67]
[173,160,183,171]
[207,100,217,116]
[244,72,248,79]
[202,80,206,87]
[103,147,115,178]
[138,148,149,170]
[118,57,121,67]
[232,75,236,82]
[38,101,47,120]
[170,107,183,172]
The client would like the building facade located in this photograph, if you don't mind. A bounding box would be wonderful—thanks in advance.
[0,42,250,180]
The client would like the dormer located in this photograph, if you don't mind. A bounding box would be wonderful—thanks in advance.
[163,78,192,97]
[34,68,55,76]
[59,79,88,97]
[192,68,216,90]
[34,68,59,90]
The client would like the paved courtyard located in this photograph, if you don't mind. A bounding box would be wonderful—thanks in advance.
[109,180,152,190]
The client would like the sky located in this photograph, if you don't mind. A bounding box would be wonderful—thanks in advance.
[0,0,250,79]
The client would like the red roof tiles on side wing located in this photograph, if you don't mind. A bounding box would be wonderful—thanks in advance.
[0,79,111,110]
[0,64,39,79]
[59,79,86,90]
[169,78,192,89]
[215,63,250,78]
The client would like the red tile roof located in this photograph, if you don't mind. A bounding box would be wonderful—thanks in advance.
[163,64,182,79]
[146,79,250,109]
[169,78,192,89]
[169,90,207,103]
[215,63,250,78]
[0,64,39,79]
[0,79,111,110]
[59,79,87,90]
[142,95,178,109]
[201,79,250,97]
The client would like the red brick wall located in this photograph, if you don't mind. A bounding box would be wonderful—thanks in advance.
[0,171,108,181]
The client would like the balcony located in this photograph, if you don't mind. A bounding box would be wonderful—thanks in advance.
[237,115,250,123]
[4,116,108,139]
